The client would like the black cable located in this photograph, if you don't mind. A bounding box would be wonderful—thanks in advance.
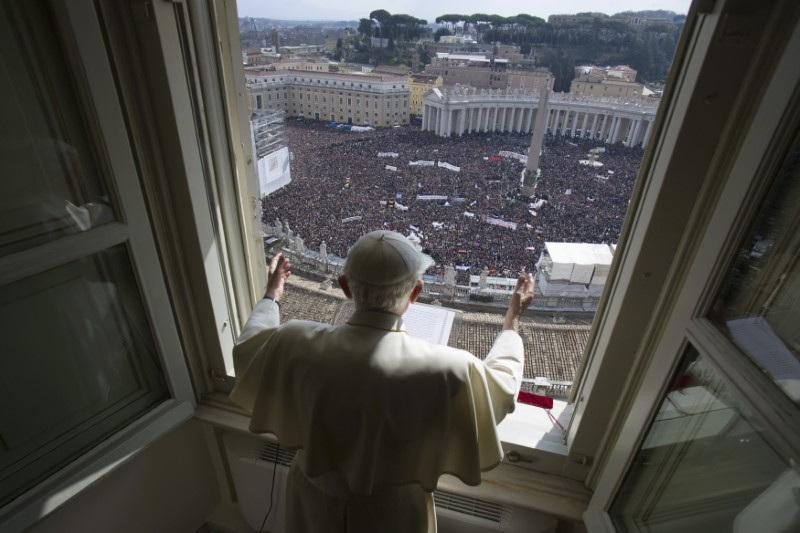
[258,443,280,533]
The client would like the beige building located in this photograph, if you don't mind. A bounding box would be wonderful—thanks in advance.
[574,64,638,82]
[570,64,643,98]
[570,79,644,98]
[408,73,443,116]
[425,60,553,93]
[246,70,410,127]
[268,58,329,72]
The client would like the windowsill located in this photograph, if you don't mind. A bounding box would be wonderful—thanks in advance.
[0,399,193,533]
[195,399,590,521]
[497,400,572,455]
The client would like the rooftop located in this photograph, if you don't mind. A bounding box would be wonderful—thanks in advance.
[246,68,408,83]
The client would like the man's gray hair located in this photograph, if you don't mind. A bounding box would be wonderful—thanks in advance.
[344,254,435,314]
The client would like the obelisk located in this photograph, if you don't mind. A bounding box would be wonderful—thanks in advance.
[521,86,549,196]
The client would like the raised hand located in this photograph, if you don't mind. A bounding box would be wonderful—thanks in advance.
[265,252,292,302]
[504,272,535,331]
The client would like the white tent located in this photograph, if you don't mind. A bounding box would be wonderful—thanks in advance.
[544,242,614,285]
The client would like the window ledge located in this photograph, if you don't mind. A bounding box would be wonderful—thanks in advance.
[0,400,193,533]
[195,402,591,521]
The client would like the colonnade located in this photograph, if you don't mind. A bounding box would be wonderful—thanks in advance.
[421,92,656,148]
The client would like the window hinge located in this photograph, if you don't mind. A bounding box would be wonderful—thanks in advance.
[569,453,593,467]
[210,369,235,384]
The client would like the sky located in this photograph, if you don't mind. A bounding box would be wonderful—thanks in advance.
[236,0,692,23]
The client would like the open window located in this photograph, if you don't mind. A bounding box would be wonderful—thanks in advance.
[191,1,694,488]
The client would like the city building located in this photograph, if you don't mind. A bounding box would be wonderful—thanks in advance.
[246,69,410,127]
[422,87,657,147]
[265,58,329,72]
[439,34,478,44]
[424,55,553,93]
[407,73,443,116]
[570,65,644,98]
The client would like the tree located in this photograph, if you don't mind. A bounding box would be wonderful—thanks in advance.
[334,38,343,61]
[434,28,452,42]
[357,18,374,39]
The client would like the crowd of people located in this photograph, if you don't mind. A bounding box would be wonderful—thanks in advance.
[262,120,643,280]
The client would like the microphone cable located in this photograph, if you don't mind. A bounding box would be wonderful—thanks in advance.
[258,443,280,533]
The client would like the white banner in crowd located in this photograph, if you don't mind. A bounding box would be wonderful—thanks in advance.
[409,160,435,166]
[341,215,363,223]
[498,151,528,164]
[377,152,399,158]
[416,195,448,201]
[463,211,476,218]
[385,165,398,171]
[485,217,518,230]
[395,202,409,211]
[437,161,461,172]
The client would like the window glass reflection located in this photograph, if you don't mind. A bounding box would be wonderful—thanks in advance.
[710,133,800,403]
[0,1,115,257]
[610,345,794,532]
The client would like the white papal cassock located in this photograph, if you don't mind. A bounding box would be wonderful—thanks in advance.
[230,298,524,533]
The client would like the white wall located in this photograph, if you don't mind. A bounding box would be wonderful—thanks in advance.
[29,420,220,533]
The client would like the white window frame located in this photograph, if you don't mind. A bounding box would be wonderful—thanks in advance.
[0,1,195,529]
[183,0,716,492]
[583,2,800,530]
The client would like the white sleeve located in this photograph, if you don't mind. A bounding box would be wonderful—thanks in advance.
[482,330,525,423]
[232,298,281,377]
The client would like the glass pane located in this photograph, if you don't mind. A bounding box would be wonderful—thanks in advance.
[610,345,794,532]
[0,1,115,257]
[709,131,800,404]
[0,245,168,506]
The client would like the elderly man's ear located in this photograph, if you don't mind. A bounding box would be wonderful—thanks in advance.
[338,276,423,304]
[338,276,352,299]
[409,280,423,303]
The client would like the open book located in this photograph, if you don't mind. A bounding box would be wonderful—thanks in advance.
[402,303,456,346]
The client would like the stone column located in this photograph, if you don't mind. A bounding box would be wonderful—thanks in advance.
[591,113,599,139]
[446,108,453,137]
[501,107,508,132]
[611,116,622,143]
[631,119,642,147]
[641,119,653,147]
[581,113,589,138]
[600,114,609,140]
[571,110,579,137]
[458,109,466,136]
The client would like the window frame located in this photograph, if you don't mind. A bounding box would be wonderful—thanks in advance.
[0,0,195,526]
[583,1,800,529]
